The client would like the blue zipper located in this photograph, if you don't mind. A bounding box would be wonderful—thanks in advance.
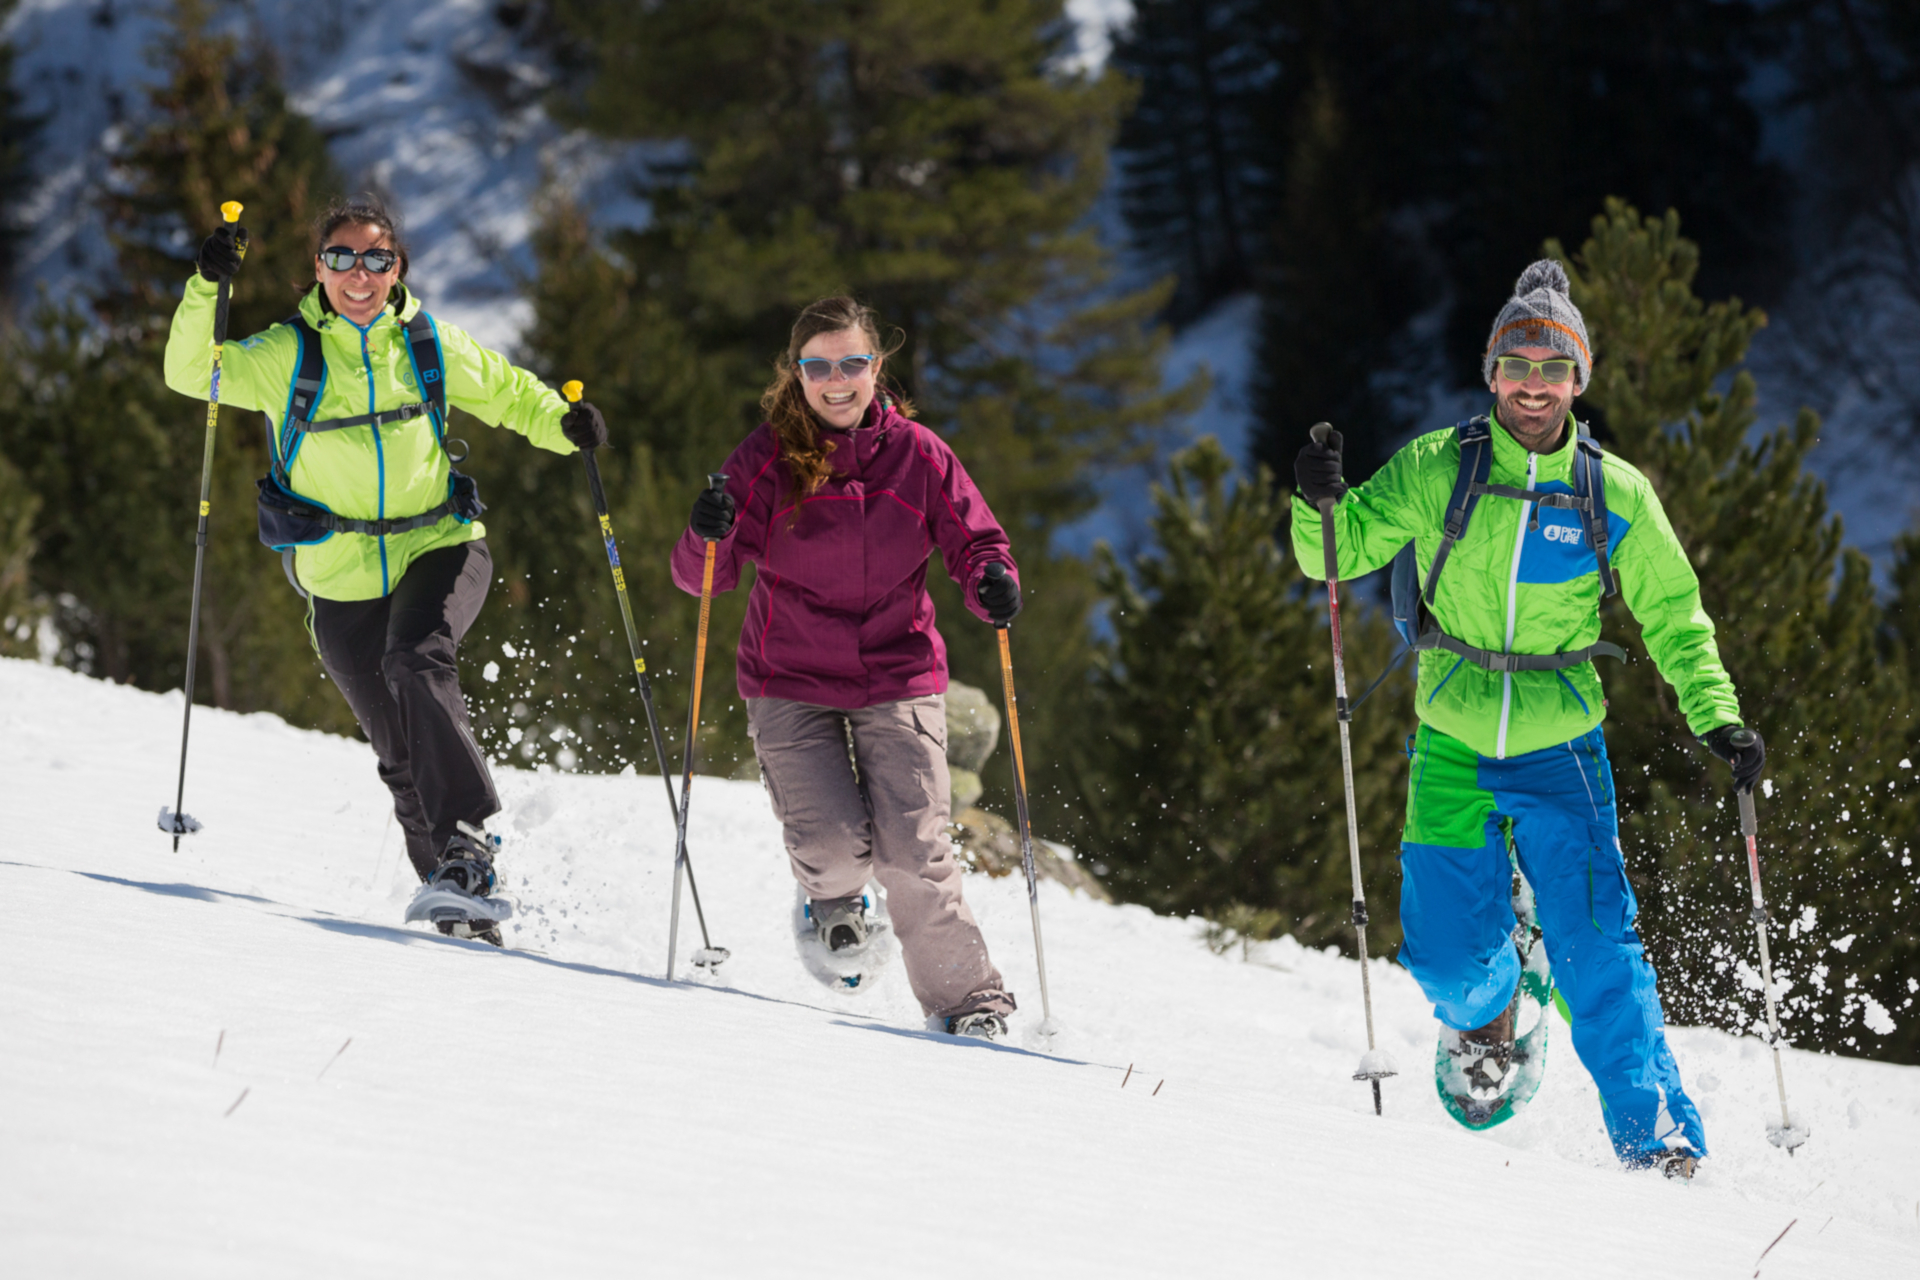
[347,316,391,595]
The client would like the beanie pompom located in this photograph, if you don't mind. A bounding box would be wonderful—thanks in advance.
[1514,259,1570,298]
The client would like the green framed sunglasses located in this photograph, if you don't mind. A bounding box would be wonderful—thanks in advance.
[1496,355,1577,384]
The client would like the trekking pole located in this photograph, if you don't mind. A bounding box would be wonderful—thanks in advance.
[1308,422,1395,1115]
[988,563,1054,1030]
[1735,760,1808,1153]
[666,472,728,981]
[160,201,247,850]
[564,382,728,971]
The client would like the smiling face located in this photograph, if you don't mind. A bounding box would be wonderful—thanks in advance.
[1489,343,1580,453]
[797,326,880,431]
[316,222,398,327]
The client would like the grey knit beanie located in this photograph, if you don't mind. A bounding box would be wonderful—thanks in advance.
[1482,259,1592,391]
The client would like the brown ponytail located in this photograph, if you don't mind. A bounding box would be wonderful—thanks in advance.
[760,296,912,496]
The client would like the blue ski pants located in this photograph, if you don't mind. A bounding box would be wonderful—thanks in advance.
[1398,723,1706,1162]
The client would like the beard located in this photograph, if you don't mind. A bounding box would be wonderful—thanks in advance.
[1494,385,1570,452]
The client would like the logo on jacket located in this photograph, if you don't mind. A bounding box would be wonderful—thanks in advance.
[1541,522,1585,545]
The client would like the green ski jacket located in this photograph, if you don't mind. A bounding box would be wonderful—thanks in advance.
[165,274,575,601]
[1292,412,1742,759]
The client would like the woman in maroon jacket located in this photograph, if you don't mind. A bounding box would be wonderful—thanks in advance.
[672,297,1020,1039]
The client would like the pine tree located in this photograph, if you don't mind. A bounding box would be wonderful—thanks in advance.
[0,0,39,299]
[0,0,348,728]
[1077,437,1411,949]
[0,447,41,656]
[472,0,1201,810]
[1109,0,1269,324]
[1244,0,1469,483]
[1557,199,1920,1062]
[1440,1,1784,376]
[1222,1,1782,484]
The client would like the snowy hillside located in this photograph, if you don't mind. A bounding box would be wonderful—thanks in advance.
[2,656,1917,1275]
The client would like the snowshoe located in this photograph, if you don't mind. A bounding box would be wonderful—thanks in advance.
[436,919,504,948]
[1436,844,1553,1130]
[946,1011,1007,1041]
[406,822,513,932]
[792,882,895,992]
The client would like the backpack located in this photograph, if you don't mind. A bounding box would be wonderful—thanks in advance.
[254,309,484,594]
[1353,416,1624,710]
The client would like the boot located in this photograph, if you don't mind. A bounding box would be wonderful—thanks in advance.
[947,1011,1007,1041]
[427,820,499,897]
[1637,1148,1700,1182]
[405,821,511,930]
[1453,990,1519,1100]
[808,895,871,953]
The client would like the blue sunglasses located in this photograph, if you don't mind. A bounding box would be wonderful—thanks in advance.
[796,354,875,382]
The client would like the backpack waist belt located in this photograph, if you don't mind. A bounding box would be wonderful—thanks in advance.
[257,485,462,539]
[1416,631,1628,673]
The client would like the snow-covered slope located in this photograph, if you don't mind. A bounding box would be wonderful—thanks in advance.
[2,656,1916,1276]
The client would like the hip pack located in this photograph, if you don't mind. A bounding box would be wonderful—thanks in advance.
[256,310,485,588]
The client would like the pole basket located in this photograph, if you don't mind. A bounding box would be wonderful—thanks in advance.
[157,808,202,836]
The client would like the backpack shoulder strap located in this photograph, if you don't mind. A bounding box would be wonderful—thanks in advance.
[402,311,448,437]
[1574,423,1617,599]
[277,314,326,475]
[1419,416,1492,606]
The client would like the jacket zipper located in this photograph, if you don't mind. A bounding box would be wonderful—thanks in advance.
[356,321,390,596]
[1496,451,1538,758]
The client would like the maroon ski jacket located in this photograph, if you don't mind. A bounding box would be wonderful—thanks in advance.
[671,399,1018,709]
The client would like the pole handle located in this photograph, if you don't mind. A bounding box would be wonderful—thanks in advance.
[563,379,584,403]
[1309,421,1338,517]
[701,472,729,544]
[985,561,1011,631]
[220,201,244,224]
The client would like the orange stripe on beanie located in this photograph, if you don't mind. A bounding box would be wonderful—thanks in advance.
[1482,260,1592,391]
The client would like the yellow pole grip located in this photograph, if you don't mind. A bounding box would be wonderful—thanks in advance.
[563,380,584,403]
[220,201,244,223]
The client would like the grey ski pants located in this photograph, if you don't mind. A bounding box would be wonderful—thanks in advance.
[747,694,1014,1021]
[312,541,499,881]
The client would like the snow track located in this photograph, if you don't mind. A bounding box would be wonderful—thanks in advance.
[1,657,1916,1276]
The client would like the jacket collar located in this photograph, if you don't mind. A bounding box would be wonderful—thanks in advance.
[1488,405,1578,482]
[298,281,422,333]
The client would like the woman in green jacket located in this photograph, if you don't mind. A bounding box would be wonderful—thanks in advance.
[165,198,607,943]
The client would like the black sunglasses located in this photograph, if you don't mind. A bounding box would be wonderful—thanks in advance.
[319,245,399,274]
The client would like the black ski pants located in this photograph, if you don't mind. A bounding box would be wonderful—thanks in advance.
[312,541,499,882]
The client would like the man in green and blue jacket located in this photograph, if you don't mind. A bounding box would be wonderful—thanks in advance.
[1292,260,1765,1173]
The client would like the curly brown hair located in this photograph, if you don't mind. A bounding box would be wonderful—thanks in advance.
[760,296,912,496]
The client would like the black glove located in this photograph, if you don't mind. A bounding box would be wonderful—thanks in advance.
[1294,428,1348,505]
[561,400,607,451]
[196,223,248,282]
[1703,725,1766,793]
[978,562,1021,625]
[690,485,735,541]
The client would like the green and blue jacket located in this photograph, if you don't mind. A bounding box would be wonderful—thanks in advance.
[1292,412,1742,758]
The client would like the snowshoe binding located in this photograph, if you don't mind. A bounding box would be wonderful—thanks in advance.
[946,1011,1007,1042]
[1633,1148,1700,1182]
[793,882,895,992]
[406,822,513,936]
[1436,842,1555,1130]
